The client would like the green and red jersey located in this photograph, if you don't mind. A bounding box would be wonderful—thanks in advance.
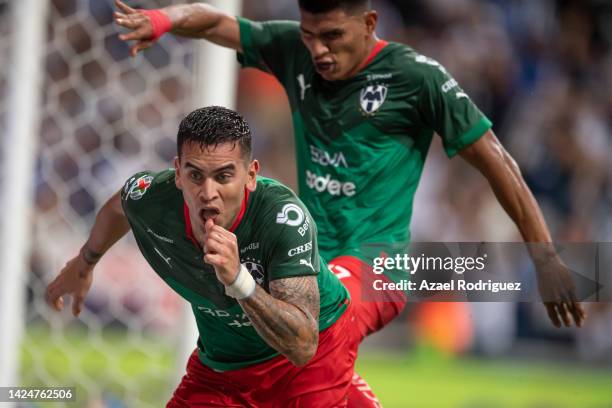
[237,18,492,262]
[121,170,348,371]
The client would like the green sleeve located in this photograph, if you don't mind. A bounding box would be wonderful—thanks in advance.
[417,58,493,157]
[265,199,320,281]
[236,17,301,85]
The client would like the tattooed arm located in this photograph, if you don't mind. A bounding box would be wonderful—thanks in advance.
[238,276,320,367]
[202,219,320,366]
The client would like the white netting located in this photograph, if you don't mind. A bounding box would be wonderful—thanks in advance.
[22,0,199,406]
[0,0,10,193]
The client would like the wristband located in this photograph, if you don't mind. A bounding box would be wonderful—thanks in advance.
[139,9,172,41]
[225,264,256,300]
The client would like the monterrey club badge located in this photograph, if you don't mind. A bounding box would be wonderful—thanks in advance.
[244,261,265,285]
[360,84,388,115]
[125,175,153,200]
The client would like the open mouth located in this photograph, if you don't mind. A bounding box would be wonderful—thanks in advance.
[315,61,334,73]
[200,208,220,223]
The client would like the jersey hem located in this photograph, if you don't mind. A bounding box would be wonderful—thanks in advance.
[445,116,493,158]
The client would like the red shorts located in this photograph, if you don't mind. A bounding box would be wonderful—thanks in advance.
[329,255,407,340]
[167,302,360,407]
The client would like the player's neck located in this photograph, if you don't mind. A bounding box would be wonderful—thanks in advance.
[345,34,382,80]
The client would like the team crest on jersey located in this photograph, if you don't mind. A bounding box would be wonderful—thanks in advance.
[244,261,265,285]
[359,84,388,115]
[125,175,153,200]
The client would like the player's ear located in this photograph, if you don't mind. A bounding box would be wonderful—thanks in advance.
[246,160,259,192]
[364,10,377,35]
[174,156,183,190]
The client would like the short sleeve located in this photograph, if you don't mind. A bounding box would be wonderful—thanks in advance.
[417,56,493,157]
[237,17,301,83]
[266,200,320,281]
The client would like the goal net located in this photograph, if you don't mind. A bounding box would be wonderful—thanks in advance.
[0,1,239,406]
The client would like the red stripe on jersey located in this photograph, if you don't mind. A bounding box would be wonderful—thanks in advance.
[229,188,250,233]
[183,203,200,249]
[359,39,389,71]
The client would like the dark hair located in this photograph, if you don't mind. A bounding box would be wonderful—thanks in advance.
[298,0,370,14]
[177,106,252,159]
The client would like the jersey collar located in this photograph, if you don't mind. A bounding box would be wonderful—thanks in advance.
[183,188,251,248]
[358,39,389,72]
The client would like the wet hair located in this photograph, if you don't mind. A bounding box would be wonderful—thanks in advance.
[298,0,371,14]
[177,106,252,160]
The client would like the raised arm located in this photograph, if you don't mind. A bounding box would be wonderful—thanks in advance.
[114,0,241,57]
[202,219,319,367]
[46,190,130,316]
[459,130,586,327]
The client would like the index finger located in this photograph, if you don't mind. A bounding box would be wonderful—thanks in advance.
[115,0,136,15]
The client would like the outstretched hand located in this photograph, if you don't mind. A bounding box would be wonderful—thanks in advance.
[114,0,157,57]
[46,253,95,317]
[535,255,586,328]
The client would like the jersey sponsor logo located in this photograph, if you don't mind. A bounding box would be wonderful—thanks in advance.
[441,78,458,93]
[276,203,305,227]
[196,306,253,328]
[146,228,174,244]
[124,175,153,200]
[367,73,393,81]
[360,84,388,115]
[288,241,312,257]
[415,54,448,74]
[298,217,311,237]
[240,242,260,254]
[297,73,311,101]
[305,170,356,197]
[310,145,348,168]
[243,261,265,285]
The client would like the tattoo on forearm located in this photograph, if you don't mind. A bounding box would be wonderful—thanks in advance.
[80,245,103,267]
[238,276,320,365]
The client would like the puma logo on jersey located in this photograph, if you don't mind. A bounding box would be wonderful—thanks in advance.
[154,247,172,268]
[300,258,315,272]
[297,74,311,101]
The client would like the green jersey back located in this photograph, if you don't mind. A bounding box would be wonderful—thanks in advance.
[238,18,492,261]
[121,170,348,371]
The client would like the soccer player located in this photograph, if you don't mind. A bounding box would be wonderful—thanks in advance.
[46,106,365,407]
[114,0,585,331]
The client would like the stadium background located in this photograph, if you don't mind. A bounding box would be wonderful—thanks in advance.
[0,0,611,406]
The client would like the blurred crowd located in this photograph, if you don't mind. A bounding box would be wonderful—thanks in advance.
[1,0,611,374]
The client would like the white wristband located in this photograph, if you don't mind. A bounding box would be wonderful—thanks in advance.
[225,264,256,300]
